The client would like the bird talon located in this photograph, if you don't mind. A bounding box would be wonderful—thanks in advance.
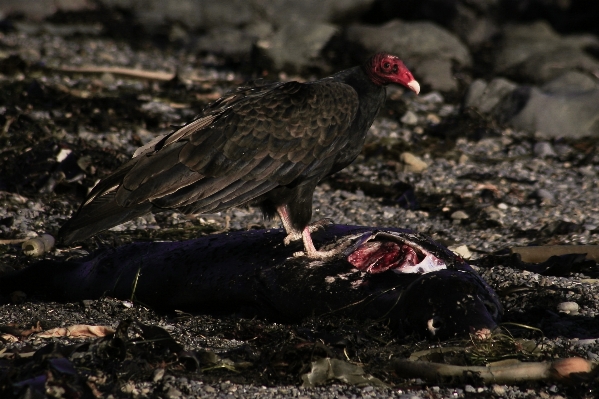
[284,232,302,246]
[307,218,334,233]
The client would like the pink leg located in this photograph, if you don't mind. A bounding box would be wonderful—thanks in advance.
[276,205,339,259]
[300,226,345,259]
[277,206,302,245]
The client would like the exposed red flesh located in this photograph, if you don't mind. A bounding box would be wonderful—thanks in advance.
[347,241,420,273]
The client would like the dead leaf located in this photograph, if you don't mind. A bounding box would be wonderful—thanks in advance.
[37,325,115,338]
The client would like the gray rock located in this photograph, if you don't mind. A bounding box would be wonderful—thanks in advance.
[346,20,471,91]
[533,142,557,158]
[98,0,254,30]
[258,0,375,25]
[0,0,91,20]
[465,78,518,114]
[97,0,374,31]
[255,19,338,73]
[445,2,499,47]
[542,71,599,94]
[467,75,599,138]
[194,25,272,59]
[495,21,599,83]
[414,58,457,92]
[509,86,599,138]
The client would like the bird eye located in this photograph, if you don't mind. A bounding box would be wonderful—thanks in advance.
[383,62,390,69]
[392,64,398,73]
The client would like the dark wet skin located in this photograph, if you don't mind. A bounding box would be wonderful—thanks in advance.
[2,225,500,339]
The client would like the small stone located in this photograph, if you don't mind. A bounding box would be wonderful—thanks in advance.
[400,152,428,172]
[152,368,165,382]
[420,92,444,103]
[535,188,555,205]
[204,386,216,393]
[426,113,441,124]
[464,385,476,393]
[401,110,418,125]
[483,206,505,222]
[100,72,115,85]
[448,244,472,260]
[578,165,596,176]
[451,210,469,220]
[557,301,579,314]
[165,387,182,399]
[492,385,506,395]
[534,141,557,158]
[458,154,469,164]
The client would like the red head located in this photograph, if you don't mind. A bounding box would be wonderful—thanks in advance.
[365,52,420,94]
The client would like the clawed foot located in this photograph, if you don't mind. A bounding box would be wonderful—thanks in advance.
[293,236,353,260]
[283,218,333,246]
[283,231,302,246]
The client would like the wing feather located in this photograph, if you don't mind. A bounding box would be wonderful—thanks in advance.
[63,79,359,240]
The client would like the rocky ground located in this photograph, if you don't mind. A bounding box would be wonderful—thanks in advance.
[0,1,599,398]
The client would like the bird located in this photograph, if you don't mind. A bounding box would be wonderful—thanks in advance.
[58,52,420,258]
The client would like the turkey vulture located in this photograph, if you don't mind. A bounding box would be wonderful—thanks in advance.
[58,52,420,258]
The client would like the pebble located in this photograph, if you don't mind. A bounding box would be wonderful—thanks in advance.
[557,301,579,315]
[448,244,472,259]
[400,110,418,125]
[451,210,469,221]
[419,92,444,103]
[164,387,182,398]
[483,206,505,223]
[534,141,557,158]
[426,113,441,124]
[492,385,506,395]
[535,188,556,204]
[399,152,428,172]
[152,368,165,382]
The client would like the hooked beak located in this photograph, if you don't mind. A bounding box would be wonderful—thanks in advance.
[406,80,420,95]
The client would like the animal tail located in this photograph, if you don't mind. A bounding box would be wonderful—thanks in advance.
[57,190,154,244]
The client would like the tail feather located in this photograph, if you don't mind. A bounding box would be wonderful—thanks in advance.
[57,191,153,244]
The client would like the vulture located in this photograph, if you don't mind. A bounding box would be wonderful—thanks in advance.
[58,52,420,258]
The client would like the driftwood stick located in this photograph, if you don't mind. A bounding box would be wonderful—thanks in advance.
[56,66,176,81]
[0,238,27,245]
[511,245,599,263]
[392,357,593,383]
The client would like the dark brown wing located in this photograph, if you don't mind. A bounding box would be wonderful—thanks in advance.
[59,80,359,242]
[113,80,359,212]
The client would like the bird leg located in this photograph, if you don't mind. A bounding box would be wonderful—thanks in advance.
[282,219,333,246]
[277,205,342,258]
[277,205,302,245]
[298,225,351,259]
